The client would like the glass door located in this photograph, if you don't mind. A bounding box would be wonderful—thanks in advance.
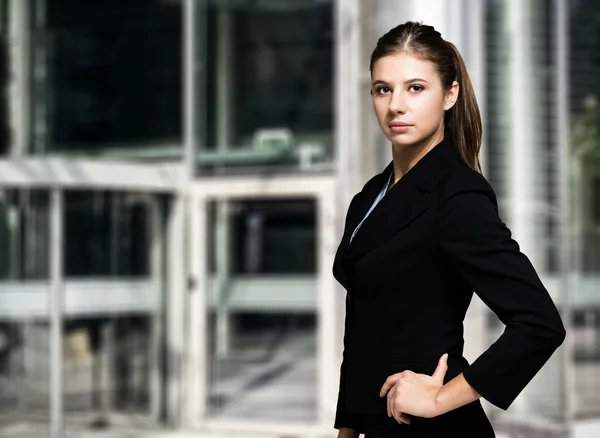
[187,174,338,436]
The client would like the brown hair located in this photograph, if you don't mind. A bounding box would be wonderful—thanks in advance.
[370,21,482,173]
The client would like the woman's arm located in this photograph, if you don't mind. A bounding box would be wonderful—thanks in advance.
[437,173,566,410]
[435,372,481,415]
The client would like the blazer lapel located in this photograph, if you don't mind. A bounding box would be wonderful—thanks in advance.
[340,164,392,250]
[342,137,458,262]
[332,166,390,288]
[343,175,427,261]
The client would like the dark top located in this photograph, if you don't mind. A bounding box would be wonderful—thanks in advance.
[332,137,566,435]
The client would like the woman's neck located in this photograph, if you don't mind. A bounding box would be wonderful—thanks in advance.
[390,130,445,185]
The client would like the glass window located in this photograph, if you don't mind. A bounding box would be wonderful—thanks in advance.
[0,189,50,280]
[199,0,334,174]
[33,0,182,157]
[64,191,151,278]
[208,198,316,275]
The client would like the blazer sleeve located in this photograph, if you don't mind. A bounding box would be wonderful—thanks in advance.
[437,174,566,411]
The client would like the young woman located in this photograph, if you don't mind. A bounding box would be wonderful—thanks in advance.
[332,21,566,438]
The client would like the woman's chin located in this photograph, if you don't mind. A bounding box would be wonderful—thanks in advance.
[387,135,418,148]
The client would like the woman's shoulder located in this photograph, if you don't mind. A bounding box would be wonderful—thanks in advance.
[440,160,498,206]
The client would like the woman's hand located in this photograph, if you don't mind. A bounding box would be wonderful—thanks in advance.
[337,427,360,438]
[379,353,448,424]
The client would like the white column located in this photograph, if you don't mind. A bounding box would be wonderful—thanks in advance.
[332,0,362,428]
[8,0,30,157]
[49,188,64,438]
[149,196,165,421]
[182,0,204,428]
[166,195,186,427]
[318,181,341,428]
[215,7,233,359]
[505,0,544,270]
[504,0,561,419]
[337,0,365,198]
[555,0,574,427]
[187,192,207,427]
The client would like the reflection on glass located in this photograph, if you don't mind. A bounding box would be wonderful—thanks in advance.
[34,0,182,156]
[200,0,334,173]
[206,198,317,422]
[62,190,167,435]
[63,316,158,428]
[0,189,50,437]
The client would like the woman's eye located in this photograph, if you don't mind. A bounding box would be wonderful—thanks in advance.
[409,84,424,92]
[376,86,391,94]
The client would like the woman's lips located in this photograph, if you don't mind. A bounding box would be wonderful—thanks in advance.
[389,123,411,133]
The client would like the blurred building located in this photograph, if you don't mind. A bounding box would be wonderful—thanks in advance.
[0,0,598,437]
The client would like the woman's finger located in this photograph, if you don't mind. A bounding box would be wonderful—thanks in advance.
[386,385,394,417]
[380,374,399,397]
[398,413,411,425]
[387,386,409,425]
[392,408,411,425]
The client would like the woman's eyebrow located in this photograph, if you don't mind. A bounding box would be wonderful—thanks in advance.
[371,78,430,87]
[405,78,429,84]
[371,80,389,87]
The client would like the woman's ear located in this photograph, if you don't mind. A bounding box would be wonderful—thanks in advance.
[444,80,459,111]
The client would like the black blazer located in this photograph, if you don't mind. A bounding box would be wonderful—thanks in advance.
[333,138,566,435]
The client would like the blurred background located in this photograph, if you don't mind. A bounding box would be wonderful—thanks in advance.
[0,0,597,437]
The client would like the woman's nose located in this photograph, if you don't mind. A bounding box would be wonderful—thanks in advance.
[388,91,406,114]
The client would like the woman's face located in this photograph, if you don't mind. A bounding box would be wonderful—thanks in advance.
[371,52,458,149]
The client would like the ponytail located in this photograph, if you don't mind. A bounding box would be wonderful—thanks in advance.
[445,41,483,173]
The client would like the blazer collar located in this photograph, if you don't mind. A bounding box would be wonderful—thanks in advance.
[341,137,459,261]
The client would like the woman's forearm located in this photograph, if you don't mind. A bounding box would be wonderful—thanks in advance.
[435,372,481,415]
